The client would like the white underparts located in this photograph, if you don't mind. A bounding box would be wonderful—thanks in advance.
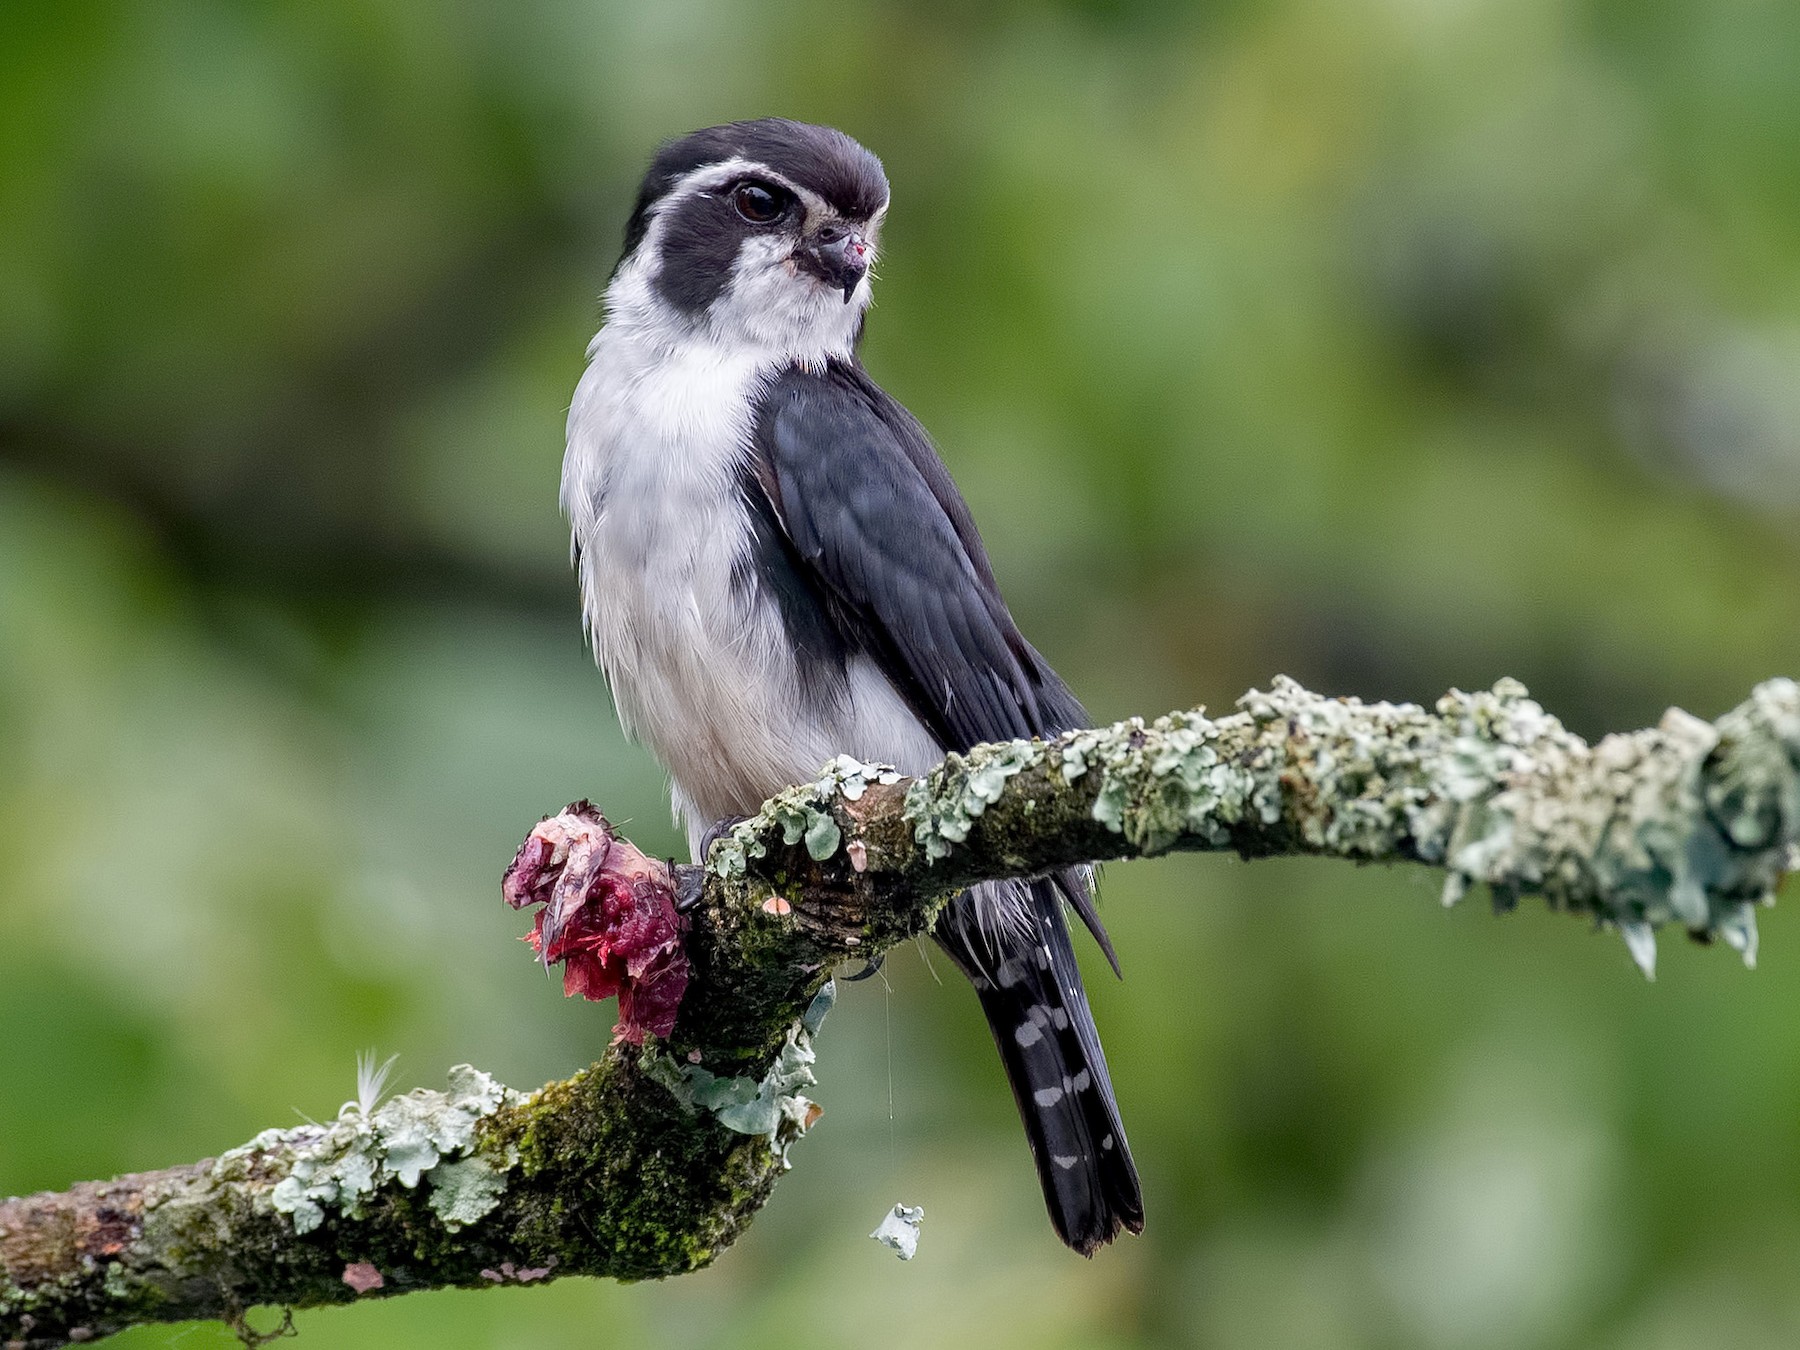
[563,162,932,860]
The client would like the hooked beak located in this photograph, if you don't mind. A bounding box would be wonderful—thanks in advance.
[797,224,870,303]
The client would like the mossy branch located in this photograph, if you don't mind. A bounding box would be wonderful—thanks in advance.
[5,677,1798,1347]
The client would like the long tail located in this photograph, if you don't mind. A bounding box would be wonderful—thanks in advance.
[934,874,1144,1255]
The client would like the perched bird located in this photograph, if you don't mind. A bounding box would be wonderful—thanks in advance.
[562,119,1143,1254]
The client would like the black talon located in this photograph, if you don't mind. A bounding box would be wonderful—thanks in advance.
[840,953,885,982]
[677,813,749,914]
[698,814,751,859]
[674,866,705,913]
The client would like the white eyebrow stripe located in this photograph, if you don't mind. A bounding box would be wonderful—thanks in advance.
[654,158,824,221]
[865,198,891,246]
[654,157,889,239]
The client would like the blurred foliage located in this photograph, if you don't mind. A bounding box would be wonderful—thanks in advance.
[2,0,1799,1346]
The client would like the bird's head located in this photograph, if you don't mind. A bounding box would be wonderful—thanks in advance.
[606,119,889,361]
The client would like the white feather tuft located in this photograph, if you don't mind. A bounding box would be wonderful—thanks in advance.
[344,1049,399,1118]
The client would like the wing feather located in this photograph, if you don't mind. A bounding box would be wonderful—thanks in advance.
[751,360,1118,972]
[753,361,1076,748]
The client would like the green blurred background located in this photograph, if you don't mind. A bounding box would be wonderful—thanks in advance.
[3,0,1799,1345]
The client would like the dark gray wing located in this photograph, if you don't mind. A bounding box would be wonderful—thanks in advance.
[750,360,1117,972]
[750,359,1087,749]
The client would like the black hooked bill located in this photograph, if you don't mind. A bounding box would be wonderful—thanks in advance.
[799,226,870,302]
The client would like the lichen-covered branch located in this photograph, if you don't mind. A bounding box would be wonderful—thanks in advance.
[5,677,1798,1347]
[711,676,1800,977]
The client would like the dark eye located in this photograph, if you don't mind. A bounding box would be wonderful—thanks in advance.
[732,182,784,224]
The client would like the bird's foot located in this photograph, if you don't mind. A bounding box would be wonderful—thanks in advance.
[698,814,752,860]
[673,864,706,914]
[673,815,753,913]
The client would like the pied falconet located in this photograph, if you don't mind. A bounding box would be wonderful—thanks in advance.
[563,119,1143,1254]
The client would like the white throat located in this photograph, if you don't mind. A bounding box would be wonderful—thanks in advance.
[605,250,867,369]
[601,157,875,370]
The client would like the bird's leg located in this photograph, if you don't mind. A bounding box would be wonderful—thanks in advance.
[674,815,752,913]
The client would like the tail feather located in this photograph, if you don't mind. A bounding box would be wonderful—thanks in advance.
[935,874,1143,1255]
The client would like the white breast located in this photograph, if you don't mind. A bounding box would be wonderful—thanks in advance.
[563,316,941,855]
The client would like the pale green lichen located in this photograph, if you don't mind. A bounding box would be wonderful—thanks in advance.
[427,1156,511,1230]
[870,1202,924,1260]
[907,740,1042,860]
[1083,710,1280,852]
[900,675,1800,980]
[1201,678,1787,973]
[710,756,901,874]
[645,1022,823,1167]
[1414,683,1791,975]
[1706,678,1800,851]
[230,1064,522,1234]
[1252,676,1793,973]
